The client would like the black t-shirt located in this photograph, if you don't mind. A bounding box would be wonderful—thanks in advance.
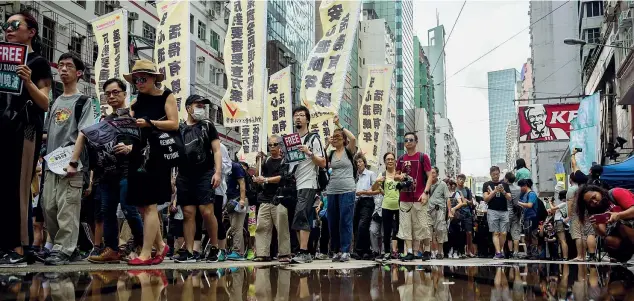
[258,157,283,203]
[482,181,511,211]
[179,119,220,175]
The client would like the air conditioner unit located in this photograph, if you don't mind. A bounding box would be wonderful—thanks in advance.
[129,12,139,20]
[197,56,205,62]
[619,9,632,29]
[56,23,68,32]
[629,0,634,9]
[106,0,120,8]
[206,9,217,21]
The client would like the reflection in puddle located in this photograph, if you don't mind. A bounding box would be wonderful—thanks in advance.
[0,264,633,300]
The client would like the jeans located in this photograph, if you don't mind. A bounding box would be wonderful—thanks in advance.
[327,192,355,253]
[354,197,375,255]
[100,178,144,250]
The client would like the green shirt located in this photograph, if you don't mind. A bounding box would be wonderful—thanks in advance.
[515,168,531,182]
[382,178,400,210]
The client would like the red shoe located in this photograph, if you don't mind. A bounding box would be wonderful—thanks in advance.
[152,245,170,265]
[128,257,153,266]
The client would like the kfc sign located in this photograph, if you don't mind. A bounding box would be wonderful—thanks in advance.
[518,103,580,143]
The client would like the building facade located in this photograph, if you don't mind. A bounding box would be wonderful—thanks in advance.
[488,68,520,166]
[435,114,461,179]
[414,35,436,165]
[517,59,533,169]
[424,24,447,118]
[505,119,519,174]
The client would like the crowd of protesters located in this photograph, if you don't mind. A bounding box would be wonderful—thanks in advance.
[3,10,634,268]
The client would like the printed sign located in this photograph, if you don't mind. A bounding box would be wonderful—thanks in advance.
[518,103,580,143]
[90,9,130,112]
[44,146,83,175]
[283,133,306,163]
[238,123,263,167]
[300,0,362,139]
[155,0,191,120]
[357,65,394,167]
[221,0,268,127]
[267,66,292,137]
[81,117,141,172]
[0,42,28,95]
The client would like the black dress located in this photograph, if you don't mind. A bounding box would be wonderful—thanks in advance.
[127,89,173,206]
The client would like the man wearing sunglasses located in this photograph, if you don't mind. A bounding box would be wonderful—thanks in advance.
[252,135,291,262]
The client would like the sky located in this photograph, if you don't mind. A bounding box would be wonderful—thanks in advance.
[412,0,531,177]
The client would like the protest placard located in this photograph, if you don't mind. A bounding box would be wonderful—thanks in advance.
[0,42,28,95]
[283,133,306,163]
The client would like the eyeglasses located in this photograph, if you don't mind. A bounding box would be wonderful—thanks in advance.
[105,90,122,97]
[1,20,21,32]
[268,143,280,148]
[332,135,344,140]
[58,63,76,70]
[294,114,306,118]
[385,158,395,162]
[133,76,148,84]
[404,138,416,143]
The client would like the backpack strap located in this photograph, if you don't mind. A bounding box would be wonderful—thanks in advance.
[75,95,90,124]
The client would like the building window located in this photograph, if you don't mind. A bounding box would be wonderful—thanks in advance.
[42,17,56,62]
[70,36,82,58]
[198,21,206,41]
[94,0,115,16]
[72,0,86,8]
[93,44,98,66]
[142,22,156,41]
[216,108,224,125]
[586,1,603,17]
[210,30,220,51]
[584,27,600,44]
[190,15,194,34]
[197,60,205,77]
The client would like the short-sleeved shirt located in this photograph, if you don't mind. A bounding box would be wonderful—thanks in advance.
[258,157,283,202]
[457,187,473,217]
[44,93,94,171]
[429,180,450,208]
[522,191,539,219]
[356,169,376,194]
[482,181,511,211]
[293,133,324,190]
[178,119,220,175]
[226,162,246,200]
[396,152,432,203]
[515,168,531,182]
[604,188,634,214]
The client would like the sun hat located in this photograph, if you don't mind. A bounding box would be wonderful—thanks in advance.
[123,59,165,83]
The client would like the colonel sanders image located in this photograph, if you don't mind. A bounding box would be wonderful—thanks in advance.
[519,105,569,142]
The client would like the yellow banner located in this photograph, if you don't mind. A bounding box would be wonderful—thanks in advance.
[266,66,292,137]
[358,65,394,167]
[90,9,130,113]
[221,0,268,127]
[301,0,362,139]
[154,0,191,120]
[238,123,263,167]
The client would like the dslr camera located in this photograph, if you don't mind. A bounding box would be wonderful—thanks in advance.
[396,175,414,190]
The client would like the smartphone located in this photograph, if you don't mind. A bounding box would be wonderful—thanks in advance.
[575,148,583,153]
[591,212,611,224]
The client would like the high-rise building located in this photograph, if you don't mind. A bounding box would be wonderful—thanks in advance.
[424,24,447,118]
[414,35,436,165]
[435,114,461,179]
[363,0,415,156]
[517,59,533,169]
[488,68,520,166]
[530,0,582,195]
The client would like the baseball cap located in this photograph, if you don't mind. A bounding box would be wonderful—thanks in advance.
[185,94,212,106]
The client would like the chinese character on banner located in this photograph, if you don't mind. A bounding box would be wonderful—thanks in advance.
[154,1,191,120]
[357,65,394,166]
[267,66,293,137]
[239,123,263,167]
[300,0,362,143]
[221,0,267,127]
[90,9,130,113]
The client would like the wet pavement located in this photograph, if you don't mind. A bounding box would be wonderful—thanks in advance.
[0,261,633,300]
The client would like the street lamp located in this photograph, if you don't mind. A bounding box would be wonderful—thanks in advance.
[563,38,633,50]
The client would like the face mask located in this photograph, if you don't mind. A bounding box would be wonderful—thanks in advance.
[191,107,206,121]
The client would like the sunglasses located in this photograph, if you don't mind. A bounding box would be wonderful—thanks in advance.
[268,143,280,148]
[1,20,21,32]
[404,138,416,143]
[133,76,148,84]
[105,90,123,97]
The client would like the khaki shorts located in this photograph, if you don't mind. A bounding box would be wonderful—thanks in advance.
[429,206,448,243]
[397,202,431,241]
[570,217,595,240]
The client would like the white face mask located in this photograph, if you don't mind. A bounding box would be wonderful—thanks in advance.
[191,107,206,121]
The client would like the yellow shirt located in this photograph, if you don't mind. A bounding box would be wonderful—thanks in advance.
[382,177,400,210]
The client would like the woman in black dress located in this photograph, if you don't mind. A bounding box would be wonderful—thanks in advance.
[124,60,178,265]
[0,11,52,265]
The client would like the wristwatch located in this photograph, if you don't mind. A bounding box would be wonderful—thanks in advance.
[69,160,79,168]
[264,177,269,184]
[425,190,430,195]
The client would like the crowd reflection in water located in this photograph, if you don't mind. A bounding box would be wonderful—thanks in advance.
[1,264,634,301]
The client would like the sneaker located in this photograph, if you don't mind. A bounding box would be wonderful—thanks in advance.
[0,251,27,267]
[416,251,423,259]
[435,254,444,260]
[246,249,255,260]
[315,253,329,260]
[291,253,312,264]
[362,253,374,260]
[340,253,351,262]
[278,255,291,263]
[88,246,103,258]
[175,251,197,263]
[207,247,219,262]
[172,249,187,261]
[45,252,71,266]
[227,251,245,261]
[69,249,83,262]
[381,253,392,262]
[421,251,432,261]
[493,253,505,260]
[401,253,415,262]
[332,253,341,262]
[87,247,120,264]
[217,249,226,262]
[35,248,51,263]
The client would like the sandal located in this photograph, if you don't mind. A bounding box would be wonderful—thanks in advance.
[568,257,584,262]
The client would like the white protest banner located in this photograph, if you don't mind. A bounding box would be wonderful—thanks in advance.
[267,66,292,137]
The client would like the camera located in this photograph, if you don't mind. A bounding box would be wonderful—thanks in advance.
[396,176,413,190]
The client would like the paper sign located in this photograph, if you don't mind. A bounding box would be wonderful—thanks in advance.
[44,146,82,176]
[0,42,28,95]
[283,133,306,163]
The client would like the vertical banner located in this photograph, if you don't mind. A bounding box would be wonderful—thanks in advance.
[221,0,268,126]
[357,65,394,167]
[238,123,262,167]
[570,92,600,174]
[300,0,362,139]
[90,9,130,113]
[267,66,292,137]
[155,0,191,120]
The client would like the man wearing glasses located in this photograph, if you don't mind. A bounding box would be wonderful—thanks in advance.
[252,135,291,262]
[519,105,568,142]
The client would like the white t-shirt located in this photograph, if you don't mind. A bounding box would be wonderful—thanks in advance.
[215,143,232,196]
[292,133,324,190]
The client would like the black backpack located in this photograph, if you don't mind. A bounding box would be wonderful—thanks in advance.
[302,131,329,192]
[328,147,357,181]
[180,120,210,166]
[534,192,548,222]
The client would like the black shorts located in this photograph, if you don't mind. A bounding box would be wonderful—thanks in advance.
[461,215,474,233]
[169,217,183,238]
[291,188,318,231]
[176,171,214,207]
[33,200,44,223]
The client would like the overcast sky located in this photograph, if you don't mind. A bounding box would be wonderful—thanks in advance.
[413,0,531,177]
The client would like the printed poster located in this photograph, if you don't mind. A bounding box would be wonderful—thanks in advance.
[300,0,362,139]
[282,133,306,163]
[221,0,268,126]
[518,103,580,143]
[90,9,130,112]
[570,93,601,174]
[44,146,83,175]
[357,65,394,167]
[267,66,292,137]
[0,42,27,95]
[155,0,191,120]
[81,117,141,173]
[238,123,263,167]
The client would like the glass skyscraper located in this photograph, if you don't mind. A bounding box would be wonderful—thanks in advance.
[487,68,520,166]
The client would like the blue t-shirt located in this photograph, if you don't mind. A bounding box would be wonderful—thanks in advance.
[226,162,246,200]
[522,191,539,220]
